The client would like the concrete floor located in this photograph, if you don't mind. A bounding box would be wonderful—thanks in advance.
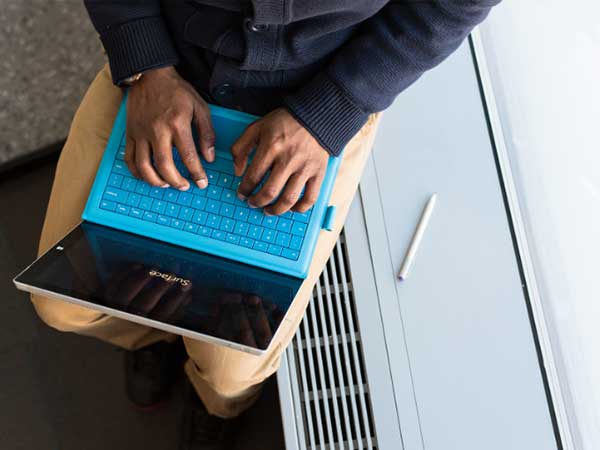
[0,159,284,450]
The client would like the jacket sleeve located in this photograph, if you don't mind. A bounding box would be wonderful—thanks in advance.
[283,1,500,156]
[84,0,179,85]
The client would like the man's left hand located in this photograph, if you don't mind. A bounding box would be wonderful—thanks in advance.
[231,108,329,216]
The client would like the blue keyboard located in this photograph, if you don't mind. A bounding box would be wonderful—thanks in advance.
[100,147,310,261]
[83,96,341,278]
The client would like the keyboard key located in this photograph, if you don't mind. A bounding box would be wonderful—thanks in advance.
[193,185,207,196]
[261,229,275,243]
[267,244,283,256]
[100,200,116,211]
[129,207,143,218]
[232,177,242,191]
[104,187,128,203]
[143,211,157,222]
[135,182,150,196]
[207,185,223,199]
[248,210,263,225]
[192,195,207,210]
[218,173,233,188]
[226,233,240,245]
[206,199,220,213]
[205,169,218,184]
[219,204,234,218]
[149,187,164,199]
[280,211,293,219]
[221,218,235,232]
[281,248,300,260]
[289,235,303,250]
[139,196,152,210]
[275,231,291,247]
[151,200,167,214]
[192,210,208,225]
[291,221,307,236]
[234,222,249,236]
[220,189,236,204]
[116,204,130,215]
[177,192,193,206]
[122,177,137,192]
[293,210,311,223]
[247,225,263,240]
[184,222,198,233]
[178,207,194,221]
[239,237,254,248]
[157,215,170,226]
[116,147,126,160]
[197,225,211,236]
[108,173,123,188]
[234,206,249,222]
[170,218,184,230]
[206,214,221,228]
[165,202,180,218]
[126,192,141,207]
[262,216,278,229]
[164,190,179,202]
[211,229,226,241]
[253,241,268,252]
[112,161,130,176]
[277,218,292,232]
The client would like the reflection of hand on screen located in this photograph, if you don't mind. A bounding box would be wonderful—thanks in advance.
[105,263,192,323]
[211,292,279,349]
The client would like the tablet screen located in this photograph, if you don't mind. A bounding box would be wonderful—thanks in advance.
[16,222,303,351]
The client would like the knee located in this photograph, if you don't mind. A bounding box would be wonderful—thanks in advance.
[31,293,104,333]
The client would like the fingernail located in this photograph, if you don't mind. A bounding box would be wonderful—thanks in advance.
[196,178,208,189]
[248,202,257,209]
[178,183,190,192]
[207,146,215,162]
[263,210,272,216]
[237,192,246,201]
[161,183,170,188]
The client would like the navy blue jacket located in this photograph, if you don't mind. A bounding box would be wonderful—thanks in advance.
[84,0,499,156]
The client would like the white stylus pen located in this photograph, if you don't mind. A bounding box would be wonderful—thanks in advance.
[397,193,437,281]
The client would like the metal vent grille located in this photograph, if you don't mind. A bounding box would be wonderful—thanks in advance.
[284,232,378,450]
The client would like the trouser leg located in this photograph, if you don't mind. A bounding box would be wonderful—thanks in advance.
[31,65,175,350]
[183,113,382,418]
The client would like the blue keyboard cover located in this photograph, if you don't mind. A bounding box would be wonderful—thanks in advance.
[83,96,341,278]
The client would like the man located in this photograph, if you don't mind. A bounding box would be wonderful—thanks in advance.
[32,1,499,448]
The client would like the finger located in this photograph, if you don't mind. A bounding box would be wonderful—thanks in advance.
[124,136,140,178]
[247,162,293,209]
[231,122,260,177]
[293,172,325,212]
[173,125,208,190]
[193,103,216,163]
[245,295,273,349]
[135,140,169,187]
[237,143,276,202]
[152,135,190,191]
[264,172,307,216]
[127,277,173,315]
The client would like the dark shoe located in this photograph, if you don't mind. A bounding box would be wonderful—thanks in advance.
[125,339,184,409]
[179,380,239,450]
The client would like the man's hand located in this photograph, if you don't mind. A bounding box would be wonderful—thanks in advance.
[125,66,215,191]
[231,108,329,216]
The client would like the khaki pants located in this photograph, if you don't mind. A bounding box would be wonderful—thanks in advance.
[31,65,380,418]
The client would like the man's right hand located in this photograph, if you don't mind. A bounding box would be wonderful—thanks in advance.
[125,66,215,191]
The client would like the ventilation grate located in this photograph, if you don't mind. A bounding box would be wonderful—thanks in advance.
[284,232,378,450]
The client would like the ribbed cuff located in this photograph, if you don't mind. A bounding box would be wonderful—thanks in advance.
[283,73,369,157]
[100,16,179,85]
